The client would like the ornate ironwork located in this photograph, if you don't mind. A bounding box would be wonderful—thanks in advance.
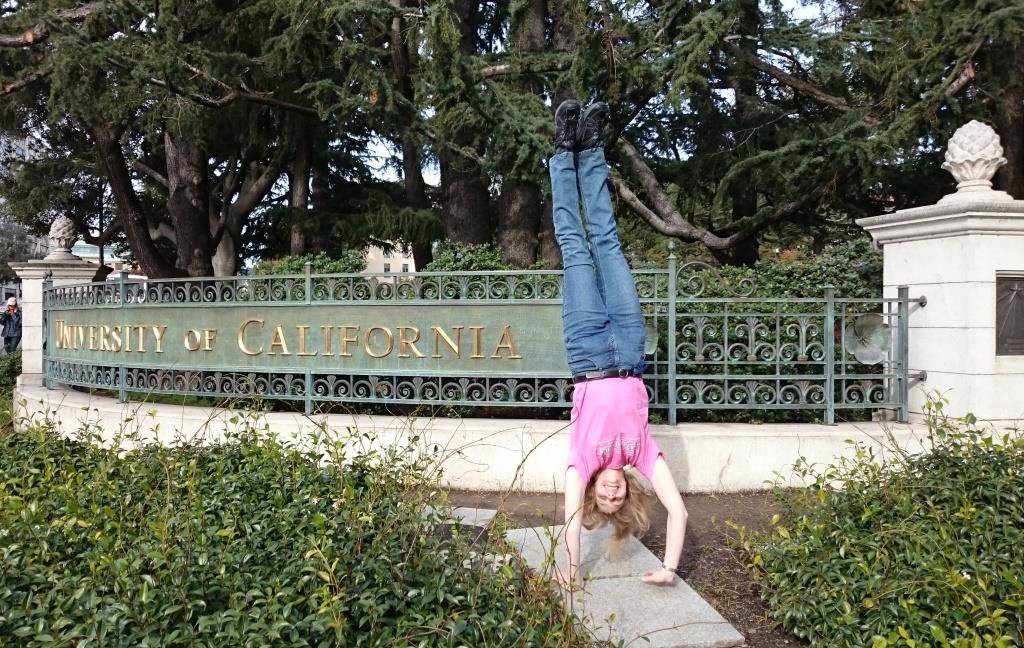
[42,267,913,423]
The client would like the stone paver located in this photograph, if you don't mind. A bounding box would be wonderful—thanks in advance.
[505,524,745,648]
[449,506,499,528]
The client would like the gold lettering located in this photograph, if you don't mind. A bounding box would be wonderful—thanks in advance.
[152,326,168,353]
[297,326,317,356]
[398,326,424,358]
[76,326,85,350]
[320,325,334,356]
[432,326,462,358]
[469,325,485,359]
[123,325,131,352]
[268,325,291,355]
[55,320,68,349]
[136,326,146,352]
[98,326,111,351]
[88,325,98,351]
[184,329,202,351]
[491,325,523,359]
[238,319,264,355]
[364,326,394,358]
[109,326,122,352]
[338,325,359,357]
[203,329,217,351]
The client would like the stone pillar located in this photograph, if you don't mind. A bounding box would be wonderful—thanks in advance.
[9,216,99,387]
[858,121,1024,423]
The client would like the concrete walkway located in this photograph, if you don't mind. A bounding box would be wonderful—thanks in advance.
[453,508,746,648]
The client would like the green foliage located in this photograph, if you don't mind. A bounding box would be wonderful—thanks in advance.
[736,395,1024,647]
[0,421,592,647]
[0,351,19,430]
[254,251,367,276]
[424,241,514,272]
[712,238,883,299]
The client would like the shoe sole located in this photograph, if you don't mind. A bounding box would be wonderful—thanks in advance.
[576,102,609,148]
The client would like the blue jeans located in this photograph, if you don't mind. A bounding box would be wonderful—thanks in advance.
[550,148,645,376]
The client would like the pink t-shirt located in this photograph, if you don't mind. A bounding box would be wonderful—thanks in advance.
[567,376,663,484]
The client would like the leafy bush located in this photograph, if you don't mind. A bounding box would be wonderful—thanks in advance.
[0,421,591,647]
[424,241,512,272]
[0,350,20,430]
[698,238,882,299]
[254,251,367,275]
[736,395,1024,647]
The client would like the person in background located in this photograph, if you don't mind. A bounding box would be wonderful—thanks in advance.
[1,296,22,353]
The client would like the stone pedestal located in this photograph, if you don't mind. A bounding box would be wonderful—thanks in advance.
[10,258,97,387]
[858,121,1024,424]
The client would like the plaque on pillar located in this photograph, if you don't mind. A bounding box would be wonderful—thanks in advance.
[996,275,1024,356]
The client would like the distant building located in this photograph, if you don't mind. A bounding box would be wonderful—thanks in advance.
[364,245,416,274]
[70,242,145,279]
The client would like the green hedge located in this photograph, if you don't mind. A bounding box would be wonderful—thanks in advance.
[254,251,367,275]
[0,423,590,647]
[737,395,1024,647]
[1,351,19,430]
[693,239,882,299]
[423,241,513,272]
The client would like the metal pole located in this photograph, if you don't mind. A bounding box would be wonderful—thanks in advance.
[42,273,52,388]
[824,285,835,425]
[119,270,127,403]
[305,261,313,305]
[897,285,910,422]
[304,369,313,416]
[667,242,678,425]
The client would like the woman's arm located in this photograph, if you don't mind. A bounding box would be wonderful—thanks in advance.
[558,466,585,588]
[642,456,687,584]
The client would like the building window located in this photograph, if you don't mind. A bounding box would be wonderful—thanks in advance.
[383,263,391,273]
[401,263,409,273]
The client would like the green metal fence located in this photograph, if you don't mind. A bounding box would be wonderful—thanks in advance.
[42,252,922,424]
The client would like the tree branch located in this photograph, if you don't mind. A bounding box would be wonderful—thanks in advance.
[0,2,103,48]
[617,140,711,242]
[130,159,168,188]
[0,64,50,96]
[148,222,176,244]
[742,50,853,113]
[608,174,688,237]
[106,58,319,116]
[479,59,569,78]
[148,75,319,116]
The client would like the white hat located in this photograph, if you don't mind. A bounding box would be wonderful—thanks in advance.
[6,297,16,306]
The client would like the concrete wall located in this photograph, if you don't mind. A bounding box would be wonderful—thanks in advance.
[14,384,936,494]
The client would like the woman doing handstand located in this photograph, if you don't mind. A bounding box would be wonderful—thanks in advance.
[550,99,688,588]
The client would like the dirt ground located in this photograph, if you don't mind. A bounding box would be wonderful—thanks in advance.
[450,489,805,648]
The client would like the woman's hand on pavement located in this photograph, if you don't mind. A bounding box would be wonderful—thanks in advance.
[641,568,677,585]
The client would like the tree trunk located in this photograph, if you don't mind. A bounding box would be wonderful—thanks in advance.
[537,200,561,268]
[539,0,579,268]
[309,157,331,254]
[90,122,177,278]
[289,123,313,255]
[390,0,432,269]
[722,0,761,266]
[496,181,541,267]
[494,0,545,268]
[165,132,214,277]
[995,41,1024,199]
[709,237,759,267]
[439,0,491,245]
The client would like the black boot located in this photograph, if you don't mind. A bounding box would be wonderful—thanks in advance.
[575,102,609,152]
[553,99,581,155]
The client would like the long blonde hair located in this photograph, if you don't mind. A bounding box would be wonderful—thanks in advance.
[581,470,651,545]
